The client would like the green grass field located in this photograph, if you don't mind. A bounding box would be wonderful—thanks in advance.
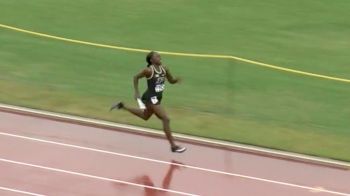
[1,0,350,161]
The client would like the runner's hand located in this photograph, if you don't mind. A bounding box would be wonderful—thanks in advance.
[176,77,182,84]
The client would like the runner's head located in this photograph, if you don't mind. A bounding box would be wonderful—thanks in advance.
[146,51,161,66]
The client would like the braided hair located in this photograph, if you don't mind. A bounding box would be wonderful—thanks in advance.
[146,51,156,67]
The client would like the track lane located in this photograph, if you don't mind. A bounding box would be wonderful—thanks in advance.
[0,110,349,195]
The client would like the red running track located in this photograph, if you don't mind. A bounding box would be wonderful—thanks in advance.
[0,109,349,196]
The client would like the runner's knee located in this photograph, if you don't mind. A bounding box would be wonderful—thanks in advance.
[143,115,151,121]
[162,116,170,123]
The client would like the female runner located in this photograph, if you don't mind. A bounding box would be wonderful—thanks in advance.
[111,51,186,153]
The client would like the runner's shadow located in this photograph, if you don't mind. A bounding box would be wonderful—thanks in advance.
[114,160,186,196]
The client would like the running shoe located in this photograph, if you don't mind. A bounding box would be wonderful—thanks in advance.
[110,102,124,111]
[171,145,187,153]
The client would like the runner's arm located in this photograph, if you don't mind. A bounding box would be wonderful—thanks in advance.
[164,66,181,84]
[133,68,152,99]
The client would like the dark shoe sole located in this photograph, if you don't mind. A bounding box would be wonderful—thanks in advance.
[110,102,124,111]
[171,146,187,153]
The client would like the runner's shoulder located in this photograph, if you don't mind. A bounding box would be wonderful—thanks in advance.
[142,67,153,78]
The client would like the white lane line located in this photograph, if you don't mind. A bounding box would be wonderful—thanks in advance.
[0,132,349,196]
[1,103,348,169]
[0,186,46,196]
[0,158,198,196]
[310,187,326,193]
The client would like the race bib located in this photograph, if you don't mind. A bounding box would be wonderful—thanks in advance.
[155,84,165,92]
[151,96,159,104]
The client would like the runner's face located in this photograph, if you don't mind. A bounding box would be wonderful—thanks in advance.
[151,53,162,65]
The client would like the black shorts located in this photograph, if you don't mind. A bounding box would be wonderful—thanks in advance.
[141,92,162,105]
